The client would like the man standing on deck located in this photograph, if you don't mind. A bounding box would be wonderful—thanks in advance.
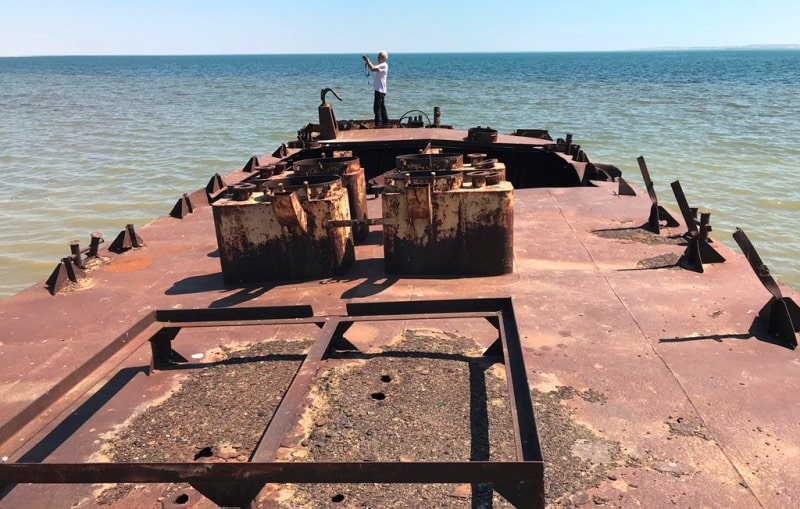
[363,51,389,127]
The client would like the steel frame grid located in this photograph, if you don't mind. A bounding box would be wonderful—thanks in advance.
[0,298,544,508]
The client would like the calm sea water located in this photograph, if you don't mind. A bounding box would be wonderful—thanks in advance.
[1,51,799,299]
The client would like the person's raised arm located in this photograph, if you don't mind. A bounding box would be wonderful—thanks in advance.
[362,55,379,72]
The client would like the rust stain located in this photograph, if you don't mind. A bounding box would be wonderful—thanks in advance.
[106,254,153,272]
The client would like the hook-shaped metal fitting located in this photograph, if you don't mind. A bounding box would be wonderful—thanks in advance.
[320,87,342,105]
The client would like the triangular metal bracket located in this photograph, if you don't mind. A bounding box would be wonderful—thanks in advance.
[618,177,636,196]
[647,203,681,233]
[697,234,726,263]
[45,260,70,295]
[657,205,680,227]
[678,232,725,273]
[242,155,260,173]
[678,235,704,273]
[671,181,724,272]
[646,203,661,233]
[45,257,85,295]
[170,193,194,219]
[205,173,227,203]
[759,297,800,349]
[272,143,289,158]
[109,224,144,253]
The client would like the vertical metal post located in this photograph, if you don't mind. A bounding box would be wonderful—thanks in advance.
[69,241,83,268]
[88,232,103,257]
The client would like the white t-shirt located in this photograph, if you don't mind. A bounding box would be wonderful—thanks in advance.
[373,62,388,93]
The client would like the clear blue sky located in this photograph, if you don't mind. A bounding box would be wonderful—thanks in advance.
[1,0,798,57]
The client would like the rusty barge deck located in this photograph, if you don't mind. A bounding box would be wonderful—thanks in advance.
[0,119,799,508]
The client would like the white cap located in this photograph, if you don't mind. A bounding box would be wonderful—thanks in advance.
[379,51,388,59]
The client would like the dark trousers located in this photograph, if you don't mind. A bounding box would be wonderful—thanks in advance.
[373,91,388,126]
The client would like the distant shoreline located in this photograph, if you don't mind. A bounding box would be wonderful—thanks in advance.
[2,45,800,59]
[636,44,800,51]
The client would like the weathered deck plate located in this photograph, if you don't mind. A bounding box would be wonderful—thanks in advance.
[1,122,799,508]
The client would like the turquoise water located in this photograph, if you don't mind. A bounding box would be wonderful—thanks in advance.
[1,51,799,299]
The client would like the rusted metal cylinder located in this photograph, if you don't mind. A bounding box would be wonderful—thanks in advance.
[69,241,84,268]
[382,178,514,276]
[293,156,360,177]
[212,174,354,283]
[433,106,441,127]
[293,157,369,243]
[467,153,486,165]
[254,164,278,178]
[396,153,463,172]
[231,182,257,201]
[88,232,103,257]
[468,160,506,183]
[264,174,340,199]
[384,170,464,193]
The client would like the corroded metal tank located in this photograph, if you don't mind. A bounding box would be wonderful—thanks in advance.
[396,152,463,172]
[212,174,354,283]
[382,166,514,276]
[293,156,369,242]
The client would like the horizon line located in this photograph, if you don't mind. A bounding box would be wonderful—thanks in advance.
[2,44,800,59]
